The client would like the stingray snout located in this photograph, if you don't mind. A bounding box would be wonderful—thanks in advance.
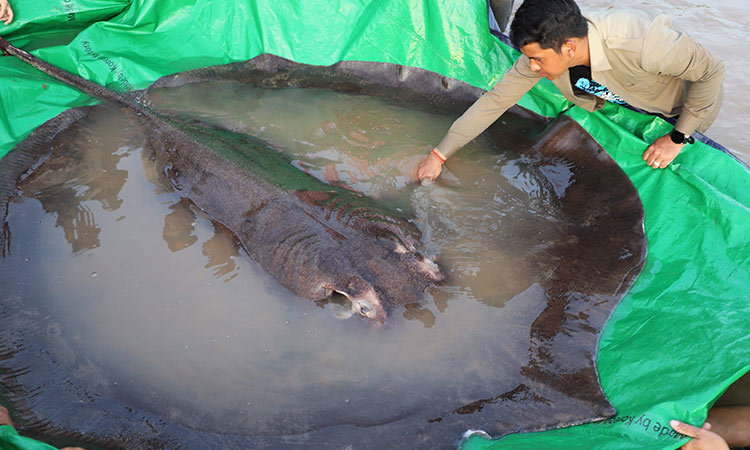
[341,286,387,323]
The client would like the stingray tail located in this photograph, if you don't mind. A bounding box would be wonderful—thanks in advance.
[0,36,151,117]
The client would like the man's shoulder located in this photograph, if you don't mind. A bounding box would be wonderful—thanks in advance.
[585,9,676,54]
[585,9,655,40]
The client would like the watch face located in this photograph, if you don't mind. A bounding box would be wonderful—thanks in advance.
[670,130,685,144]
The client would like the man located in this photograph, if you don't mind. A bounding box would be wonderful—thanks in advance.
[0,0,13,26]
[670,419,730,450]
[417,0,725,180]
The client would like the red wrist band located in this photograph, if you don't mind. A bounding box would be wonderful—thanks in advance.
[431,148,446,163]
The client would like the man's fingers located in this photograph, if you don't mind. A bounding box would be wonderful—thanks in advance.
[702,422,712,431]
[0,405,14,427]
[670,419,703,438]
[0,2,12,25]
[643,146,663,167]
[416,153,443,182]
[643,142,656,160]
[643,147,658,166]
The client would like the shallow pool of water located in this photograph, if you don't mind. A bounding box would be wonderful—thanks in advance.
[0,81,638,447]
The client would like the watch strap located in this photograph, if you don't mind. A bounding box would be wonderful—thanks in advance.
[670,129,695,145]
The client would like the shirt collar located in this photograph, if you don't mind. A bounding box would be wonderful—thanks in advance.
[584,15,612,72]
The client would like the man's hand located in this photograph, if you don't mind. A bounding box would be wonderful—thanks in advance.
[416,150,444,181]
[670,420,730,450]
[643,133,684,169]
[0,0,13,26]
[0,405,13,427]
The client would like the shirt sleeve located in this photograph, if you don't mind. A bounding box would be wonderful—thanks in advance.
[436,55,541,158]
[641,15,725,136]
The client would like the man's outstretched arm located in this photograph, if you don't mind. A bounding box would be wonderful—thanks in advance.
[418,56,540,181]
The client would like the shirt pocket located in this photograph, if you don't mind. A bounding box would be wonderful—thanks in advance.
[623,68,671,88]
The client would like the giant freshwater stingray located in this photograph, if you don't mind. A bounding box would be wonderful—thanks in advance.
[0,39,646,449]
[0,38,444,323]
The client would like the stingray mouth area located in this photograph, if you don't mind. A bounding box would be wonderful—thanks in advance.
[322,285,387,322]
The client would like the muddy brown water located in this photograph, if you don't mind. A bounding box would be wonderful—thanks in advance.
[0,79,640,448]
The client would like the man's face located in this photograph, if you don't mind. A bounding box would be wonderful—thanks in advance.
[520,42,573,80]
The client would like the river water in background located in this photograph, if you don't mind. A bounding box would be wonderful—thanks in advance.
[572,1,750,164]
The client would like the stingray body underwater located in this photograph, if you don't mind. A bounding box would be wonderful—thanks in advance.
[0,38,444,323]
[0,38,647,449]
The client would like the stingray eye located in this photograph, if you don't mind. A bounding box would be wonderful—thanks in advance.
[359,305,371,316]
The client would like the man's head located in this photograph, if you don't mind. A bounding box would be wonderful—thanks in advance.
[510,0,589,80]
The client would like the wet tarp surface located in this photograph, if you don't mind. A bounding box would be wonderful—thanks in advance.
[0,1,748,449]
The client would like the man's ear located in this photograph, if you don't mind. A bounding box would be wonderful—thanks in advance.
[565,40,576,57]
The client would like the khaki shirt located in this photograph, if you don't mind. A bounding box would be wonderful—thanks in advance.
[436,10,725,158]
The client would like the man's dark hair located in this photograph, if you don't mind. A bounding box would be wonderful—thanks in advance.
[509,0,588,52]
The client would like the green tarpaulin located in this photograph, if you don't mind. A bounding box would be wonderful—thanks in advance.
[1,1,747,449]
[0,425,56,450]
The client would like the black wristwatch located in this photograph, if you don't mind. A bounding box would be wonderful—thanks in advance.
[670,129,695,145]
